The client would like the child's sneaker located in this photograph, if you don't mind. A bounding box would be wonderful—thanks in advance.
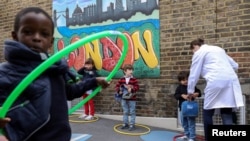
[128,125,136,131]
[179,135,188,140]
[78,114,88,119]
[120,124,129,129]
[85,115,94,120]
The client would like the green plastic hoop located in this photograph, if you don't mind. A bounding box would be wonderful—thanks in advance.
[0,30,128,134]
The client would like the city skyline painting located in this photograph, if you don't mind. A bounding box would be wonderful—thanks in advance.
[52,0,160,78]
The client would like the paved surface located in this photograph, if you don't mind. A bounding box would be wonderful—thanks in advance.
[69,115,183,141]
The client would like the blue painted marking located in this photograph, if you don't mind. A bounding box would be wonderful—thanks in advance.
[71,134,92,141]
[140,131,180,141]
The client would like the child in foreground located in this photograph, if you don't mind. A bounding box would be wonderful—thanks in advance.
[0,7,109,141]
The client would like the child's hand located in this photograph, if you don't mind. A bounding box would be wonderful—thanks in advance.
[0,135,9,141]
[181,94,188,100]
[124,84,132,89]
[0,117,10,141]
[0,117,10,128]
[124,85,132,92]
[127,88,131,93]
[95,77,110,89]
[192,93,199,99]
[188,93,199,100]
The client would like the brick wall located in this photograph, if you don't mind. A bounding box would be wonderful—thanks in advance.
[0,0,52,61]
[159,0,250,123]
[0,0,249,123]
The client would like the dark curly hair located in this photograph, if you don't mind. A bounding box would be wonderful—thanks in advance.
[177,71,189,82]
[14,7,54,34]
[190,38,205,49]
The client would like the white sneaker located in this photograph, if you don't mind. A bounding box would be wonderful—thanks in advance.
[78,114,88,119]
[179,135,188,140]
[85,115,94,120]
[188,139,194,141]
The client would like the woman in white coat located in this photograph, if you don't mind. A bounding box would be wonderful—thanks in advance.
[187,38,244,141]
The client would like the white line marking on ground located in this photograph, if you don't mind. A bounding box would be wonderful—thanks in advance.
[70,134,89,141]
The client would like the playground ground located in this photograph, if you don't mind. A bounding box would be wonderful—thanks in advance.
[69,114,205,141]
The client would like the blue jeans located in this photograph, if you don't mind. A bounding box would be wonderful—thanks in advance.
[203,108,233,141]
[181,111,196,139]
[121,100,136,125]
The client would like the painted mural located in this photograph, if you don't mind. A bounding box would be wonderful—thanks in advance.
[52,0,160,78]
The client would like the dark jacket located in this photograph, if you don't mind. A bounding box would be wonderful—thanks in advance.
[78,67,99,91]
[78,67,98,78]
[174,84,201,111]
[0,40,98,141]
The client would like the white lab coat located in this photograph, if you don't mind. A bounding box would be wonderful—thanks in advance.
[188,44,244,109]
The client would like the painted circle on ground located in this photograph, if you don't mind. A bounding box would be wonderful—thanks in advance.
[113,124,150,136]
[69,114,99,123]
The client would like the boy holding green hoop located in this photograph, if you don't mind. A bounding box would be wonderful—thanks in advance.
[0,7,110,141]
